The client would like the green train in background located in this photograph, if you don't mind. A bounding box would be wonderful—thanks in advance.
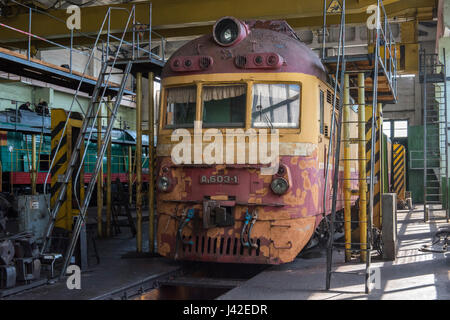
[0,108,150,194]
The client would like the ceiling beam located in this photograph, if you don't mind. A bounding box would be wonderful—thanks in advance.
[1,0,435,48]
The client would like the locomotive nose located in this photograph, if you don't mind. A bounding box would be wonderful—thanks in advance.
[213,16,249,47]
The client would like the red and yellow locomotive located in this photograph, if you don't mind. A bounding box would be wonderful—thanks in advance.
[156,17,359,264]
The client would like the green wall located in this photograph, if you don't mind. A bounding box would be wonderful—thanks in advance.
[408,125,450,206]
[408,125,424,203]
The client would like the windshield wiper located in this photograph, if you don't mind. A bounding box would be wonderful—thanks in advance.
[257,92,273,129]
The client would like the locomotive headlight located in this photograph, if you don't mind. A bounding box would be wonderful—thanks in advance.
[157,176,171,192]
[213,17,248,47]
[270,177,289,195]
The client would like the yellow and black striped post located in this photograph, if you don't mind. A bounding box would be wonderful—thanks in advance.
[393,144,406,201]
[365,104,382,229]
[50,109,84,231]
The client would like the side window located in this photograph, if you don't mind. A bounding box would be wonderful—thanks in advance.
[319,89,324,135]
[251,83,301,128]
[202,85,246,127]
[165,86,197,128]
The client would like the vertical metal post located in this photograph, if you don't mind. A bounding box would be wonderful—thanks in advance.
[384,16,387,70]
[148,72,155,253]
[322,0,327,59]
[132,6,136,60]
[378,102,383,226]
[106,99,112,236]
[15,102,18,132]
[97,106,103,237]
[442,48,449,222]
[136,72,143,252]
[128,145,133,206]
[107,11,110,60]
[0,161,2,193]
[358,73,367,262]
[10,149,13,194]
[423,51,428,222]
[70,29,73,74]
[366,0,380,293]
[31,134,36,195]
[343,73,351,262]
[149,2,152,58]
[28,8,31,61]
[326,0,346,290]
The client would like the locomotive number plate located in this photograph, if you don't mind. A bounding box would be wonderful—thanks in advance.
[200,175,239,184]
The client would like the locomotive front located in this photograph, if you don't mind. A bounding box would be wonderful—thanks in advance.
[156,17,329,264]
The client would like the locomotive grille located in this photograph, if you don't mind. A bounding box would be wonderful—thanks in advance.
[327,90,333,104]
[182,235,261,257]
[327,89,341,110]
[199,56,212,69]
[234,55,247,68]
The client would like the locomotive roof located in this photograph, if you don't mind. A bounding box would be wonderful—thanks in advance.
[0,109,148,146]
[161,19,327,82]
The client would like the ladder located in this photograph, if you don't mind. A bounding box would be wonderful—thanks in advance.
[420,49,450,222]
[40,5,152,279]
[323,0,396,294]
[111,178,137,237]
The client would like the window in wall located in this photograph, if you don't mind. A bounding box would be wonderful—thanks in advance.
[202,85,246,127]
[165,86,197,128]
[251,83,300,128]
[394,120,408,137]
[382,120,408,138]
[383,120,391,138]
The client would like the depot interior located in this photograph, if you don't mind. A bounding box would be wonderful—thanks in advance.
[0,0,448,300]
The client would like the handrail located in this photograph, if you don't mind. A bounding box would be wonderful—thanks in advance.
[1,2,165,74]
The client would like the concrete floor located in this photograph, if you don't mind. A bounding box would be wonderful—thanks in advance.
[218,206,449,300]
[2,205,448,300]
[3,220,180,300]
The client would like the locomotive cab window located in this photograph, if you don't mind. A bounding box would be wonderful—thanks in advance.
[202,84,246,127]
[165,86,197,128]
[251,83,300,128]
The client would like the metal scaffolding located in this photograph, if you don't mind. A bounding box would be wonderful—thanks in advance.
[322,0,397,293]
[33,3,162,279]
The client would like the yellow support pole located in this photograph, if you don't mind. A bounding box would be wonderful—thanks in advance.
[358,73,367,262]
[343,73,351,262]
[128,145,133,206]
[97,107,103,237]
[106,99,112,237]
[148,72,155,253]
[31,134,36,195]
[136,72,143,253]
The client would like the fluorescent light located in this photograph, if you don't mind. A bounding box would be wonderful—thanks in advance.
[396,74,416,78]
